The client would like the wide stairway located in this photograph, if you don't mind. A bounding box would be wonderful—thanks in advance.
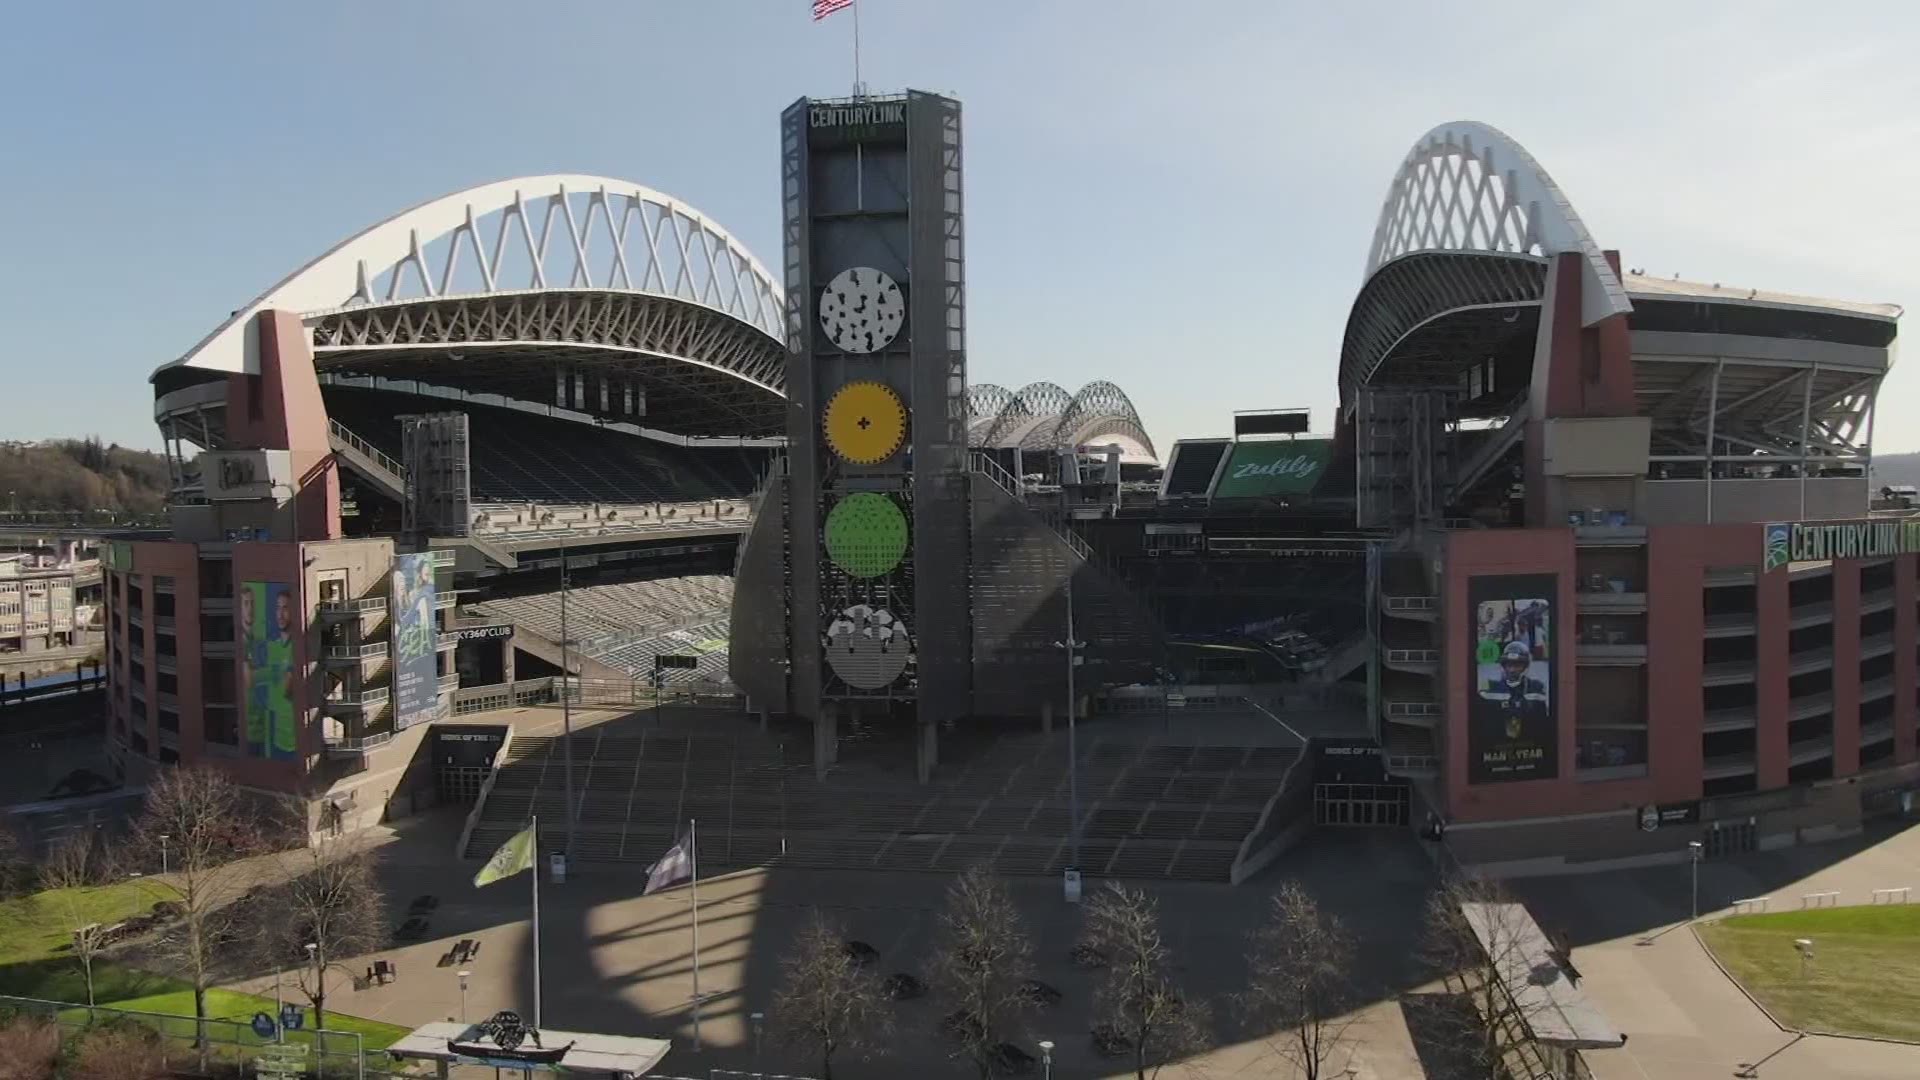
[464,726,1296,883]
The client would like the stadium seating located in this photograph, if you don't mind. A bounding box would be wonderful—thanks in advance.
[323,387,766,505]
[467,575,733,648]
[468,500,753,541]
[462,723,1297,884]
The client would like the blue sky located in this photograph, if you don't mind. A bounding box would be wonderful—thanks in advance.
[2,1,1915,453]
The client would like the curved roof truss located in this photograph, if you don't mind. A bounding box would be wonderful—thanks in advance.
[1366,122,1630,328]
[966,379,1156,460]
[159,174,784,381]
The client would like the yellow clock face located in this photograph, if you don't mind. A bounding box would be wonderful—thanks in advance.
[823,381,908,465]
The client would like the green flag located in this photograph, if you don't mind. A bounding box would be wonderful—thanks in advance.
[474,824,535,888]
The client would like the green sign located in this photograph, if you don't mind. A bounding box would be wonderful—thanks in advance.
[1211,439,1333,499]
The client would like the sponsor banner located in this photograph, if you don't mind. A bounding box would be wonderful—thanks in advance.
[1764,517,1920,571]
[391,553,440,729]
[201,450,292,501]
[1211,439,1332,499]
[239,581,298,760]
[1468,574,1557,784]
[450,624,513,642]
[1638,801,1700,831]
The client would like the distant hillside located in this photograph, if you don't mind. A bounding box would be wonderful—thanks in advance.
[1871,453,1920,490]
[0,438,169,515]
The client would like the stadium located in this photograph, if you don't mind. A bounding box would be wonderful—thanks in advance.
[94,105,1915,883]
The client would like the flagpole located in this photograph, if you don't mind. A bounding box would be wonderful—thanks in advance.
[851,0,862,96]
[531,815,542,1031]
[690,817,702,1051]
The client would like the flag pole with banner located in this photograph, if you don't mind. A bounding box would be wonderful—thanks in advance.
[812,0,859,94]
[472,817,542,1030]
[642,821,700,1048]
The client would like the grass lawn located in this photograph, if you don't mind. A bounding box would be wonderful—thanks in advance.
[0,880,409,1051]
[1698,905,1920,1042]
[0,879,175,965]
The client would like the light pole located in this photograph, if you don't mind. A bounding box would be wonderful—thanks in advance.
[274,961,285,1044]
[303,942,318,1025]
[1688,840,1703,920]
[158,833,169,876]
[457,969,471,1024]
[1053,573,1085,896]
[1038,1039,1055,1080]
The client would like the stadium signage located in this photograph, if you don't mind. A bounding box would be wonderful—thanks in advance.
[450,624,514,642]
[810,101,906,128]
[1763,518,1920,571]
[1212,439,1332,499]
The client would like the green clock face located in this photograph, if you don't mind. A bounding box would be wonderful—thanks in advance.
[824,492,908,578]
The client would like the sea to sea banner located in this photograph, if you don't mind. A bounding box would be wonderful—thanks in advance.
[1211,439,1333,499]
[391,552,440,729]
[239,581,298,759]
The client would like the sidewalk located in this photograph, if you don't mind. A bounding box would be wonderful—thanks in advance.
[1523,823,1920,1080]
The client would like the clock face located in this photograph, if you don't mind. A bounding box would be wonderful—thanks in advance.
[819,267,905,354]
[822,380,908,466]
[825,492,909,578]
[823,603,911,689]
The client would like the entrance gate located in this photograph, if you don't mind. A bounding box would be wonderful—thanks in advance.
[1313,781,1410,827]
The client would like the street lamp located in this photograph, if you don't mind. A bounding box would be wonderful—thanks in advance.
[1038,1039,1055,1080]
[1688,840,1703,920]
[1053,574,1085,902]
[457,969,471,1024]
[158,833,169,876]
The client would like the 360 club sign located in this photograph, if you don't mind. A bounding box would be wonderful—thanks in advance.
[1764,518,1920,572]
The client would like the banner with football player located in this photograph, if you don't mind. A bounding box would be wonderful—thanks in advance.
[1468,574,1557,783]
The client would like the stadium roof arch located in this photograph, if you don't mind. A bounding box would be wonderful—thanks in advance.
[967,380,1157,463]
[153,175,788,438]
[1341,121,1900,487]
[1339,122,1632,415]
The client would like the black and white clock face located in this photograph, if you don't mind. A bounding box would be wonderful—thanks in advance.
[819,267,905,354]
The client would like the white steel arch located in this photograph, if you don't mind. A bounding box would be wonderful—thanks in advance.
[1366,122,1630,327]
[160,175,784,377]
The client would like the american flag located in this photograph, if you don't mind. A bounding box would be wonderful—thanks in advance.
[813,0,853,20]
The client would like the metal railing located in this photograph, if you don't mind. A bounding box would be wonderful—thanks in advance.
[969,451,1095,562]
[327,417,406,480]
[320,595,388,614]
[325,730,395,753]
[327,687,390,706]
[0,993,394,1079]
[325,642,390,660]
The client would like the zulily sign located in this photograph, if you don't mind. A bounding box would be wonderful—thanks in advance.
[1212,440,1332,499]
[1764,518,1920,571]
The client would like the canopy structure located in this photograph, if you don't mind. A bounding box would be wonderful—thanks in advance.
[386,1021,671,1079]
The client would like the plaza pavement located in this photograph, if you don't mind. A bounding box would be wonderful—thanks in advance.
[232,815,1433,1079]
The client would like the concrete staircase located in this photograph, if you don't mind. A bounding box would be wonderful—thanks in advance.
[461,724,1297,883]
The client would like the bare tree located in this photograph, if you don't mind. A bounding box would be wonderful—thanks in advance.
[0,1013,63,1080]
[929,865,1037,1079]
[0,824,32,899]
[123,766,273,1059]
[771,908,892,1079]
[1419,876,1551,1077]
[251,811,387,1034]
[1240,879,1358,1080]
[39,829,112,1005]
[1081,882,1210,1080]
[70,1019,170,1080]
